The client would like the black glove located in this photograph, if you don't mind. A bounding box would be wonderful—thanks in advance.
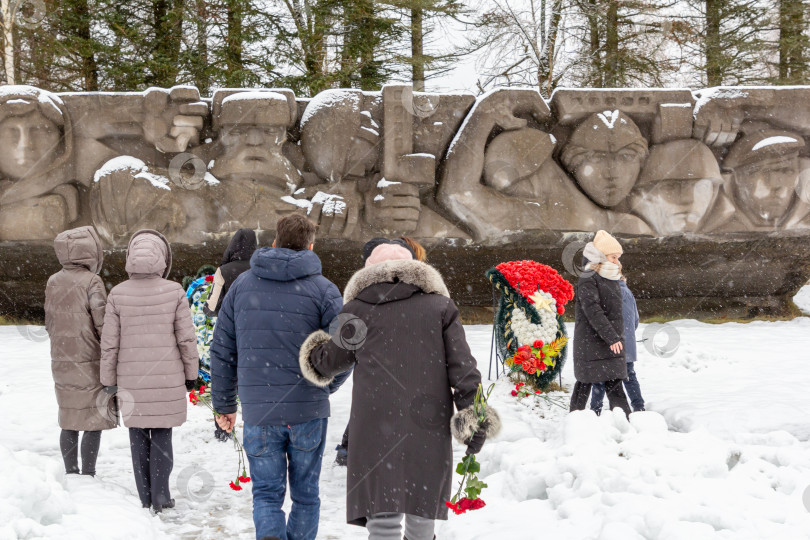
[103,385,118,395]
[185,380,196,391]
[465,427,487,455]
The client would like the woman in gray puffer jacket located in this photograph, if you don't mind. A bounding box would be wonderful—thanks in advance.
[45,226,116,477]
[100,229,199,512]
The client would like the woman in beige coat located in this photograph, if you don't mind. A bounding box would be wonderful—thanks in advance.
[45,226,116,477]
[100,229,199,512]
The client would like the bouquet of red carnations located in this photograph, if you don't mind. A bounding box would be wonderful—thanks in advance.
[447,384,493,515]
[189,386,250,491]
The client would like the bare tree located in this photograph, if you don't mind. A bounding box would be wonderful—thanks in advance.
[464,0,566,97]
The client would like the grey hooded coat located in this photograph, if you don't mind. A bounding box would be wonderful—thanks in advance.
[45,226,116,431]
[99,229,199,429]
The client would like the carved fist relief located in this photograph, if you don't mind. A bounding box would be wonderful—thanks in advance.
[366,180,422,234]
[290,183,362,238]
[478,88,551,131]
[693,98,744,147]
[143,86,209,154]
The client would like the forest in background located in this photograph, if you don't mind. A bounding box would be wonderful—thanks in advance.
[2,0,810,96]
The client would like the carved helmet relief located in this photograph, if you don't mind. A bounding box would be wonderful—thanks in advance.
[628,139,723,235]
[722,122,806,228]
[560,110,649,209]
[300,89,381,183]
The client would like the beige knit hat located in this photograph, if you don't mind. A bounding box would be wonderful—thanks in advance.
[593,230,623,256]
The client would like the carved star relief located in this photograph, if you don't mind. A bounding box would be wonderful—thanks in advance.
[530,291,554,313]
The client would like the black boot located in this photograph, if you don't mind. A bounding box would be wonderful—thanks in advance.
[153,499,175,514]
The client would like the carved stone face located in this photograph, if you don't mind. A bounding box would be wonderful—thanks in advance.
[628,179,719,235]
[0,111,61,179]
[561,111,648,208]
[212,123,290,187]
[572,147,645,208]
[733,155,800,226]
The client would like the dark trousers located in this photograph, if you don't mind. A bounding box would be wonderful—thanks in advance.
[129,427,173,507]
[570,379,631,417]
[591,362,645,412]
[60,430,101,475]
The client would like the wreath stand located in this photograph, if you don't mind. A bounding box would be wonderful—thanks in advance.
[488,283,506,381]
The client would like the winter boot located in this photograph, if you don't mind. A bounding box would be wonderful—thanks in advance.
[153,498,175,514]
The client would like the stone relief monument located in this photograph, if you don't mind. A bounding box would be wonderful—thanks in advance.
[2,83,810,320]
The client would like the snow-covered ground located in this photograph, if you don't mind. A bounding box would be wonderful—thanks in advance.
[3,287,810,539]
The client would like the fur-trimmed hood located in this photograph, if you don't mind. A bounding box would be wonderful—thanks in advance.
[343,259,450,304]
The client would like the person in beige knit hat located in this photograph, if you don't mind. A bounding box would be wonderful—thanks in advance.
[569,230,632,416]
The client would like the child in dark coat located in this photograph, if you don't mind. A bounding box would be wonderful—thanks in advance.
[590,276,645,413]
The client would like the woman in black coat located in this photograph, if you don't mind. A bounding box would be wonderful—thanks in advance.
[204,228,257,441]
[204,228,257,317]
[299,243,500,540]
[569,230,632,417]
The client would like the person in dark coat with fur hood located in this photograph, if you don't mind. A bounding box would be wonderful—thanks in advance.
[299,242,501,540]
[204,228,257,317]
[569,230,632,417]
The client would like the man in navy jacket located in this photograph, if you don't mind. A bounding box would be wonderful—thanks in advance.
[211,214,349,540]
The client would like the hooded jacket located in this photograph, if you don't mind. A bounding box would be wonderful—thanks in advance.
[210,247,346,426]
[45,226,116,431]
[298,259,501,526]
[204,228,256,317]
[99,230,199,429]
[620,280,639,362]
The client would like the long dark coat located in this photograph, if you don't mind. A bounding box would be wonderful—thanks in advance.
[45,226,117,431]
[573,270,627,383]
[299,260,500,527]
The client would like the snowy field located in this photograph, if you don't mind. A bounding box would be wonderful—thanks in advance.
[3,289,810,539]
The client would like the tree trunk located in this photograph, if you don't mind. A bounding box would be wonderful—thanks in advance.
[151,0,184,86]
[604,0,619,87]
[586,0,601,86]
[194,0,209,94]
[412,4,424,91]
[705,0,722,86]
[538,0,562,97]
[225,0,243,87]
[779,0,806,84]
[74,0,98,91]
[2,0,15,85]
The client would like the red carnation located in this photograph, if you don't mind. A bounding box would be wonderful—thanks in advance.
[205,275,214,282]
[447,497,486,515]
[533,340,544,349]
[238,476,251,483]
[229,481,242,491]
[511,390,518,397]
[516,382,525,388]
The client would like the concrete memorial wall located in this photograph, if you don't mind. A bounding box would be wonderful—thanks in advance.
[2,84,810,321]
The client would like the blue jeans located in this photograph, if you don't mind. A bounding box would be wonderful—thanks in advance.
[591,362,645,412]
[242,418,328,540]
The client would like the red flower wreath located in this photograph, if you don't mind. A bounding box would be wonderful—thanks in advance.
[495,260,574,312]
